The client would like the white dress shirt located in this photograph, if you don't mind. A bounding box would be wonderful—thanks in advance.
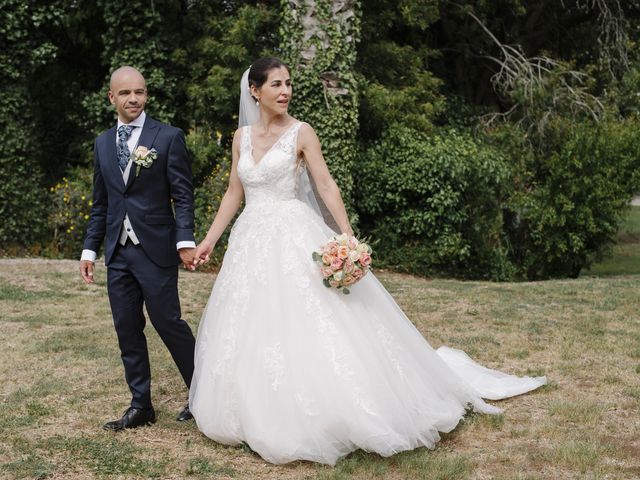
[81,112,195,262]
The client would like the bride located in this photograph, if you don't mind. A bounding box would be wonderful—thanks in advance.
[188,57,546,466]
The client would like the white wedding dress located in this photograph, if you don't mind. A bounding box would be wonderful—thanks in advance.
[189,122,546,466]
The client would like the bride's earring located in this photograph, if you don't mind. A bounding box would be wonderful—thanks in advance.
[256,99,260,106]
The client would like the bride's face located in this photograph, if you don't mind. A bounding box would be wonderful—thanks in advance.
[253,67,292,115]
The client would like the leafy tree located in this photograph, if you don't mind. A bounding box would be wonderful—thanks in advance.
[180,0,279,186]
[357,0,444,140]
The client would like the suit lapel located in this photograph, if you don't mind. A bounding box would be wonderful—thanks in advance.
[125,117,160,191]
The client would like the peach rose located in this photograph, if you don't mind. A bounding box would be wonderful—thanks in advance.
[342,275,356,286]
[329,279,340,288]
[322,253,333,265]
[135,146,149,158]
[337,246,349,260]
[352,268,364,280]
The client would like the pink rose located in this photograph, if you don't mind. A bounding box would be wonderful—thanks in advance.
[330,257,343,271]
[352,268,364,280]
[329,279,340,288]
[321,266,334,278]
[348,236,358,249]
[343,260,355,274]
[337,246,349,260]
[328,243,339,255]
[359,252,372,266]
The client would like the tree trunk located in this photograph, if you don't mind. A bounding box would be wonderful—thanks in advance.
[280,0,361,226]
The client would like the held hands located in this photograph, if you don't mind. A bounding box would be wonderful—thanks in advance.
[179,240,215,271]
[179,247,199,271]
[193,240,215,267]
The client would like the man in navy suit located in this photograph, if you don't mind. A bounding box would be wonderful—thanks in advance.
[80,66,197,430]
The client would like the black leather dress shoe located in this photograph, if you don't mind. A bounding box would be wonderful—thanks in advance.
[176,404,193,421]
[103,407,156,431]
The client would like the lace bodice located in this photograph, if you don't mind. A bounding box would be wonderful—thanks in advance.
[237,122,303,205]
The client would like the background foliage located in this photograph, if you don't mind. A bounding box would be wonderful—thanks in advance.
[356,126,513,280]
[1,0,639,280]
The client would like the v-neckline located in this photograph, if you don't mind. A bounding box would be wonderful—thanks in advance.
[248,122,298,166]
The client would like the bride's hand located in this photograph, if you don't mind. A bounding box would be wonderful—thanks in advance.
[194,239,215,266]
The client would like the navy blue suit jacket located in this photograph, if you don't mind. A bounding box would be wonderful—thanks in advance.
[83,116,195,267]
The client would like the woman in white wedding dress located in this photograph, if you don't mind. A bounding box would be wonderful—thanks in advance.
[188,57,546,466]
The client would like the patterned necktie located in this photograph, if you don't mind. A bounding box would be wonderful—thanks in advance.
[117,125,135,170]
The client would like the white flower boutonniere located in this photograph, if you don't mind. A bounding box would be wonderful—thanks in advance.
[131,146,158,177]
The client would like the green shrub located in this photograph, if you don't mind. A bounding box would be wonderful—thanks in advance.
[193,153,237,269]
[186,128,225,188]
[47,167,93,258]
[0,154,48,253]
[498,118,640,279]
[355,126,514,280]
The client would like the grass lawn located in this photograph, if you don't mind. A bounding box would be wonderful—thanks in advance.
[1,259,639,479]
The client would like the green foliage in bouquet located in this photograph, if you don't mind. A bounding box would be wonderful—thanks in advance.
[497,118,640,279]
[356,126,514,280]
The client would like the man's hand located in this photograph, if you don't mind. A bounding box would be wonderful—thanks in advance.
[179,247,198,271]
[80,260,95,284]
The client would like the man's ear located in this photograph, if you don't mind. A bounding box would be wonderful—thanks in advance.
[108,90,115,105]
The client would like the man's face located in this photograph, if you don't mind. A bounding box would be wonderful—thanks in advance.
[108,70,147,123]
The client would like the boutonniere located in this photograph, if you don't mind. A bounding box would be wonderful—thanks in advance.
[131,146,158,177]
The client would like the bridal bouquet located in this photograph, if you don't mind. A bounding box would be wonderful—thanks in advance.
[312,234,372,294]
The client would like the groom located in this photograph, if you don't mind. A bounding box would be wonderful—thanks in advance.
[80,66,197,431]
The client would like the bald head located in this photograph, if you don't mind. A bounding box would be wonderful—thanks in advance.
[110,66,145,90]
[108,66,147,123]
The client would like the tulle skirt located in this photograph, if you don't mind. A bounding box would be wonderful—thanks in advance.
[189,198,546,465]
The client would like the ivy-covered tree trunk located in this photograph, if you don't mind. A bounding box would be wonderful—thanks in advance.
[280,0,361,214]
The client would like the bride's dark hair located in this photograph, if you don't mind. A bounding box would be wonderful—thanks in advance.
[248,57,290,90]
